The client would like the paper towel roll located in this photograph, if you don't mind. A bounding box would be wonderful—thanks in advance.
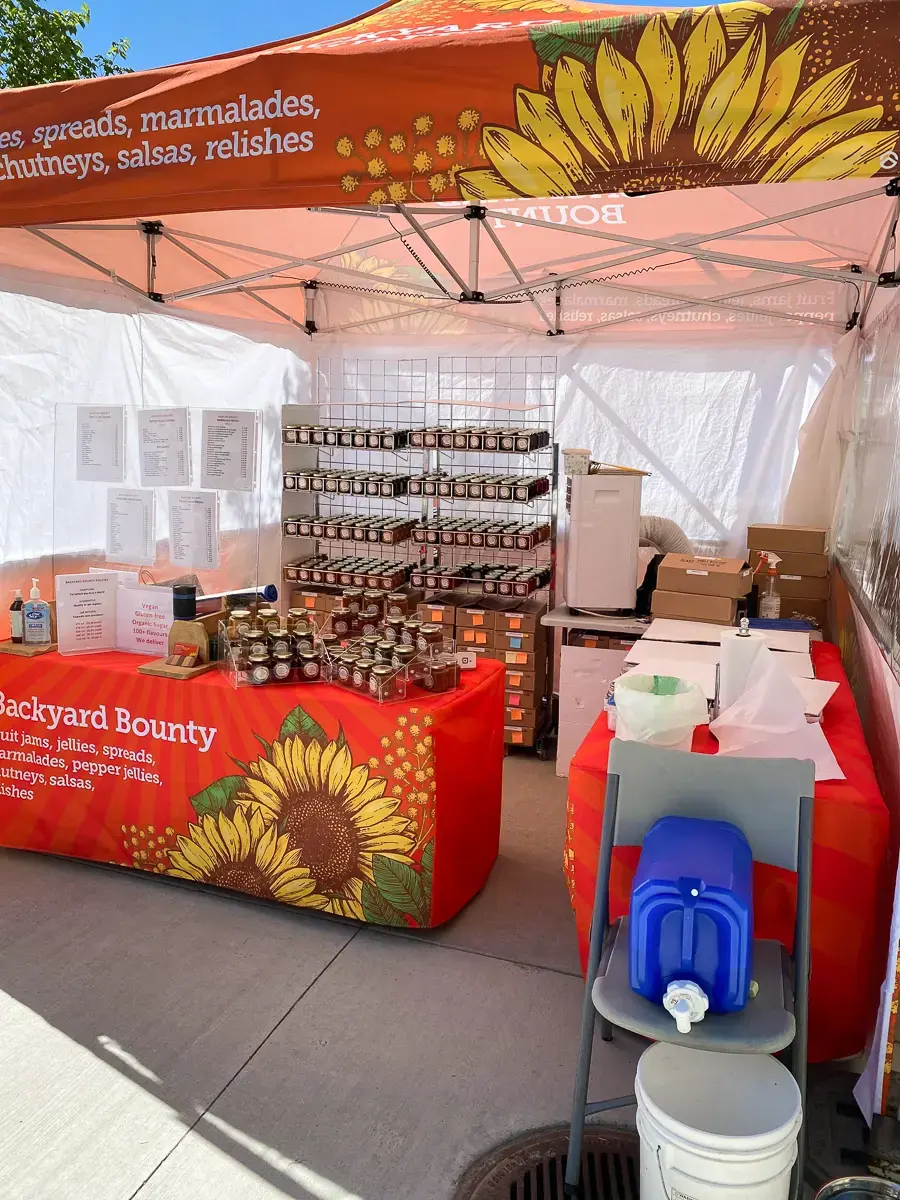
[719,629,767,713]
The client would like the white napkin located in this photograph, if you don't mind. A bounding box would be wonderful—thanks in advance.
[710,645,844,782]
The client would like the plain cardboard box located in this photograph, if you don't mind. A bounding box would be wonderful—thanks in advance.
[780,595,830,632]
[494,598,546,635]
[747,524,829,555]
[608,638,638,652]
[749,549,830,579]
[505,705,538,730]
[291,588,334,612]
[651,590,738,624]
[557,645,627,776]
[773,572,831,601]
[505,688,536,711]
[656,554,752,598]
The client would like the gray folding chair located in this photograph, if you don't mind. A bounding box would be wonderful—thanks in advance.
[564,740,815,1199]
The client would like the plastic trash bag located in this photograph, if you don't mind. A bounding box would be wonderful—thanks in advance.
[614,674,709,750]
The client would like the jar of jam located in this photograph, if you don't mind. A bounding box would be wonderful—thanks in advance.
[335,653,358,686]
[370,664,398,701]
[269,628,293,655]
[416,623,444,652]
[247,646,273,686]
[392,644,417,671]
[299,649,321,681]
[331,607,353,638]
[362,632,382,655]
[318,632,340,657]
[243,628,267,654]
[401,617,422,646]
[229,607,254,639]
[272,648,295,682]
[384,615,406,643]
[293,624,315,654]
[375,639,395,663]
[352,657,375,691]
[343,588,363,615]
[418,654,459,693]
[385,592,408,617]
[257,607,281,636]
[286,608,308,634]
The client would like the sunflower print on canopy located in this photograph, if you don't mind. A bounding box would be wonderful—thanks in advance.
[456,0,900,198]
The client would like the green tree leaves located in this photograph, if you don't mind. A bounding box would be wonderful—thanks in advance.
[0,0,129,89]
[190,775,245,820]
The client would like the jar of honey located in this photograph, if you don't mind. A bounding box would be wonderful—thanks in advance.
[299,650,321,681]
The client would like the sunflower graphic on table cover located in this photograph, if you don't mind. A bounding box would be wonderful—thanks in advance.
[133,702,435,927]
[457,0,900,197]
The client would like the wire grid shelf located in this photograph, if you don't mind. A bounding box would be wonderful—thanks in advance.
[284,356,558,595]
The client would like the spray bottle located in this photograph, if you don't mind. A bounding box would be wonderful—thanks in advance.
[758,553,782,620]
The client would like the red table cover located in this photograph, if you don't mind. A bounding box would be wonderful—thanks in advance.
[566,642,889,1062]
[0,652,504,929]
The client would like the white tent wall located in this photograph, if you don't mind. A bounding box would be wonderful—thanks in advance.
[0,281,313,604]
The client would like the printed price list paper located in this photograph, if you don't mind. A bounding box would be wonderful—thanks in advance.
[200,410,257,492]
[106,489,155,566]
[76,407,125,484]
[168,490,220,570]
[55,572,118,655]
[137,408,191,487]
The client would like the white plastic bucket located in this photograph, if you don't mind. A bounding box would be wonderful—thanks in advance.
[636,1043,802,1200]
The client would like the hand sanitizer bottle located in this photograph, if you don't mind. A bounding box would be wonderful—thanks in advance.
[23,579,51,645]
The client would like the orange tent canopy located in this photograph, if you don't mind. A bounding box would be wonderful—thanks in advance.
[0,0,897,336]
[0,0,898,227]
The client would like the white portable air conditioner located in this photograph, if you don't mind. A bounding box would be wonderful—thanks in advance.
[565,471,643,611]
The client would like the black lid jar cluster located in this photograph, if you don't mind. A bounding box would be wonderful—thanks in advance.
[283,514,416,546]
[283,469,411,497]
[282,425,411,450]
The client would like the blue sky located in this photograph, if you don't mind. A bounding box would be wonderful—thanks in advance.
[77,0,682,71]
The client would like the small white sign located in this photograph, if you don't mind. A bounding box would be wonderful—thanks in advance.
[200,409,257,492]
[76,406,125,484]
[169,490,220,570]
[456,651,478,671]
[138,408,191,487]
[55,572,118,655]
[116,587,173,657]
[106,488,155,566]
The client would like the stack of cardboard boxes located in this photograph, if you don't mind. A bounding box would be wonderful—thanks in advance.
[747,524,830,633]
[650,554,754,624]
[417,595,548,747]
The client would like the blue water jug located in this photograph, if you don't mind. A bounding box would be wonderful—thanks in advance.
[629,815,753,1014]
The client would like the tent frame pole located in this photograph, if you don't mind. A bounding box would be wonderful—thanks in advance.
[859,194,900,331]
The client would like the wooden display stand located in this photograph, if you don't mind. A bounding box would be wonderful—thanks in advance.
[137,610,225,681]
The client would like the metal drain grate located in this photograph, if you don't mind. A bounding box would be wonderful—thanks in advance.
[453,1126,640,1200]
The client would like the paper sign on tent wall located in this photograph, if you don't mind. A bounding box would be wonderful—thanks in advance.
[200,410,257,492]
[168,490,220,570]
[106,489,155,566]
[76,407,125,484]
[137,408,191,488]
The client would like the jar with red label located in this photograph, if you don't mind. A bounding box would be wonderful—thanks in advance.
[416,623,444,653]
[369,664,398,701]
[299,650,321,681]
[418,654,459,693]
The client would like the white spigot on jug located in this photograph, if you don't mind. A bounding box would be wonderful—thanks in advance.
[663,980,709,1033]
